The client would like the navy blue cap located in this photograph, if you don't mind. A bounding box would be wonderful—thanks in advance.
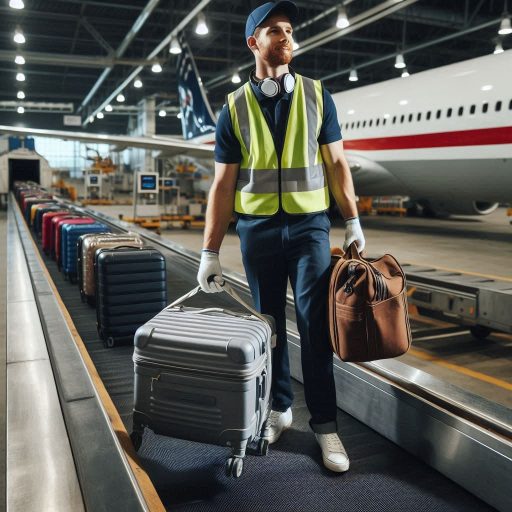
[245,1,298,40]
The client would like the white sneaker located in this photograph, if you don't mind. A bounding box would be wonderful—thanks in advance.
[315,433,350,472]
[263,408,293,444]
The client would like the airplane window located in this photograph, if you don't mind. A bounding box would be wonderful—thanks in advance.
[369,119,373,127]
[447,108,452,118]
[458,106,464,116]
[363,120,367,127]
[495,101,502,111]
[482,102,488,113]
[408,113,413,122]
[417,112,422,121]
[509,99,512,109]
[470,104,476,114]
[426,111,431,120]
[392,116,397,124]
[436,109,441,119]
[351,122,355,129]
[376,118,380,126]
[400,115,404,123]
[357,121,360,128]
[383,118,387,125]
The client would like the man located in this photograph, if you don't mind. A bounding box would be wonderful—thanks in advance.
[197,1,365,473]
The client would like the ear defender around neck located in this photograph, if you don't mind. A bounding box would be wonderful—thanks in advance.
[251,69,295,97]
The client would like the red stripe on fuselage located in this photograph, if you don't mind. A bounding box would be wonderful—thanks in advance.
[343,126,512,151]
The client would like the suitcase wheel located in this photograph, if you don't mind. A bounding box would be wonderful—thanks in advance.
[104,337,116,349]
[246,437,269,457]
[225,456,243,478]
[257,438,269,456]
[130,431,143,452]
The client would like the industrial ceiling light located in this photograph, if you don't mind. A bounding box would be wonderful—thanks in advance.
[494,41,504,53]
[116,93,125,102]
[17,106,24,114]
[89,115,94,123]
[394,53,406,69]
[177,112,182,119]
[158,109,167,117]
[401,68,410,77]
[151,63,162,73]
[105,104,113,112]
[292,38,299,50]
[97,112,104,119]
[169,37,182,54]
[17,91,25,99]
[133,78,143,88]
[15,55,25,65]
[231,72,241,84]
[13,27,25,44]
[16,72,25,81]
[9,0,24,9]
[499,15,512,35]
[349,69,358,82]
[195,12,209,35]
[336,5,350,29]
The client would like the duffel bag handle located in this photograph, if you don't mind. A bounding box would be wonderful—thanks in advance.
[167,281,276,347]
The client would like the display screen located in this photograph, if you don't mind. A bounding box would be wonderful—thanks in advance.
[89,176,98,185]
[163,179,175,187]
[140,175,157,190]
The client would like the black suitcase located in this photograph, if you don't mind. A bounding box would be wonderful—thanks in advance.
[34,205,64,238]
[131,283,275,478]
[95,246,167,348]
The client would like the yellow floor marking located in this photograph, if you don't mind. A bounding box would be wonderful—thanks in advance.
[408,347,512,391]
[16,200,165,512]
[403,260,512,283]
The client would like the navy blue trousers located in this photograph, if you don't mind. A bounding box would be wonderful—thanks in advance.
[236,211,337,434]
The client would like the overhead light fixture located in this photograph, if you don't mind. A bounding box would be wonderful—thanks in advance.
[15,55,25,65]
[151,63,162,73]
[17,91,25,99]
[9,0,24,9]
[105,104,113,112]
[177,112,183,119]
[401,69,410,77]
[169,37,182,54]
[158,109,167,117]
[89,116,94,123]
[97,112,104,119]
[336,6,350,29]
[134,78,143,88]
[481,84,493,91]
[13,27,25,44]
[494,41,504,53]
[231,72,241,84]
[17,106,24,114]
[349,69,358,82]
[195,12,209,35]
[394,53,406,69]
[347,109,355,115]
[116,93,125,102]
[498,14,512,35]
[16,72,25,81]
[292,39,299,50]
[399,99,408,105]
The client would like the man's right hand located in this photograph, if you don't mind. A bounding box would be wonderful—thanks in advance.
[197,250,224,293]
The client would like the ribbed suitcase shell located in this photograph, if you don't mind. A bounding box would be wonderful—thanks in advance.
[50,214,81,259]
[42,210,71,254]
[79,234,144,302]
[34,205,63,237]
[55,217,94,266]
[31,202,57,230]
[61,223,109,279]
[21,195,49,215]
[95,247,167,345]
[23,198,53,224]
[132,307,271,450]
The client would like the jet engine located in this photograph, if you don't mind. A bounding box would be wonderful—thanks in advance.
[418,200,500,217]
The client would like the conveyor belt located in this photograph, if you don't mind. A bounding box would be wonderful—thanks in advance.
[33,226,497,511]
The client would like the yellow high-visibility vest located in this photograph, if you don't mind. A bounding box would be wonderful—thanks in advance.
[227,73,330,216]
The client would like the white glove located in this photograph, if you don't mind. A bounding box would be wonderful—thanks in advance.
[197,250,224,293]
[343,217,366,253]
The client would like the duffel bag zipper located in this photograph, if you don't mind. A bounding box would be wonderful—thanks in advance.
[344,264,357,294]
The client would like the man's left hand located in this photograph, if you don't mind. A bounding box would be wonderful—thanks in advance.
[343,217,365,253]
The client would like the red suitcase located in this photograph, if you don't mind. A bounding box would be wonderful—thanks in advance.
[55,218,94,268]
[42,210,71,254]
[50,215,82,260]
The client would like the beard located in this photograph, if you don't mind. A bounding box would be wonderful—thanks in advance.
[262,44,293,67]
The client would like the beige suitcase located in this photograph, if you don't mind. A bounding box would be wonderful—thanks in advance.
[79,233,144,303]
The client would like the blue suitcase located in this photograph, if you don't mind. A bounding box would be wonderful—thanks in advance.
[61,223,110,282]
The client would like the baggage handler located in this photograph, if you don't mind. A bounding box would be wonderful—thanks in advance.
[197,1,365,473]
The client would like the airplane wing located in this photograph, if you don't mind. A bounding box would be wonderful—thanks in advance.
[0,125,215,159]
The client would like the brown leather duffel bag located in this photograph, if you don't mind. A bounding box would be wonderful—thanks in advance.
[328,243,412,362]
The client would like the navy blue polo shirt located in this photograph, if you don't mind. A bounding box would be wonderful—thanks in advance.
[215,79,342,164]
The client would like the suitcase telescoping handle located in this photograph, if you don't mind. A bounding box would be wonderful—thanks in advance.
[167,281,277,348]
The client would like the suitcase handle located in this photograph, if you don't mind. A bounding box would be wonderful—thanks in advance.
[167,283,277,348]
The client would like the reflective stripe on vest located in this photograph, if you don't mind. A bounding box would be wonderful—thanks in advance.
[227,74,330,216]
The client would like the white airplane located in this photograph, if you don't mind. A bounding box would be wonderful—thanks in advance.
[1,45,511,216]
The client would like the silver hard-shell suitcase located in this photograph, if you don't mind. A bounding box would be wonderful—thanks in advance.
[131,283,275,478]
